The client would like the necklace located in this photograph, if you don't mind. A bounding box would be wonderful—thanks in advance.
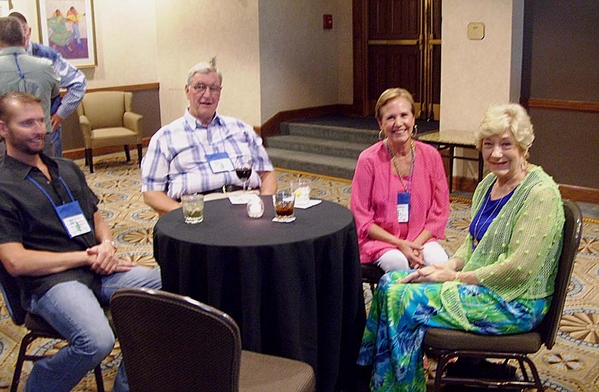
[472,191,507,247]
[389,141,415,192]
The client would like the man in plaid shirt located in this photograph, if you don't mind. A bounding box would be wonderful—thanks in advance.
[141,62,276,215]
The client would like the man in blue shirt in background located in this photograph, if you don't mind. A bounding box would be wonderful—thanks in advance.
[10,12,87,157]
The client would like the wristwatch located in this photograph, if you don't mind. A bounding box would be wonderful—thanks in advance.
[102,239,118,251]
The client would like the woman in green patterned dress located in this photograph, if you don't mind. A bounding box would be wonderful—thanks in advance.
[357,103,565,391]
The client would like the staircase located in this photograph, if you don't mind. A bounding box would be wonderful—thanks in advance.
[265,116,380,180]
[265,115,440,180]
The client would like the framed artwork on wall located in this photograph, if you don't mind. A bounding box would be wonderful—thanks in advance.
[36,0,96,68]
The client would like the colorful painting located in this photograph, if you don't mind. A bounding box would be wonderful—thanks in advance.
[36,0,96,68]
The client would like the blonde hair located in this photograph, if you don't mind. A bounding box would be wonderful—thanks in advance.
[475,103,535,154]
[375,88,415,121]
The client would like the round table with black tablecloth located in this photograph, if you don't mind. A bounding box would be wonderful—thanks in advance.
[153,196,366,392]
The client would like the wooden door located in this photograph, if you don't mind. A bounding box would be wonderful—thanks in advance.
[353,0,441,119]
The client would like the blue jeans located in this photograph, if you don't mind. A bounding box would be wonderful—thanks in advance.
[51,127,63,157]
[24,267,162,392]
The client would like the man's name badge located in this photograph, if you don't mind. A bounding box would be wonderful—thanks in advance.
[56,201,92,238]
[206,151,234,173]
[397,192,410,223]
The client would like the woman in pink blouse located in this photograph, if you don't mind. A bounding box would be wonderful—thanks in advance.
[350,88,450,271]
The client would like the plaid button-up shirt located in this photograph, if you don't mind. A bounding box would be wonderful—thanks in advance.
[141,109,273,200]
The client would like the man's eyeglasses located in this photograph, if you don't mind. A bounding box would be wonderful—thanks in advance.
[191,83,222,95]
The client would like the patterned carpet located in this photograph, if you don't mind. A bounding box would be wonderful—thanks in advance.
[0,153,597,391]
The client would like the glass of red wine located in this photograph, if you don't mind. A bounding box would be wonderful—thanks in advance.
[235,157,253,192]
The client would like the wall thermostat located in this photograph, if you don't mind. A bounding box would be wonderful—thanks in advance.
[467,22,485,40]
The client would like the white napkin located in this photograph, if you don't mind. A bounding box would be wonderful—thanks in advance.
[227,191,260,204]
[293,199,322,209]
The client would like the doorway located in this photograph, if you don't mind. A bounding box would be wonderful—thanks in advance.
[352,0,441,120]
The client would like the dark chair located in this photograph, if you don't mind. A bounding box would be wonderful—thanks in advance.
[423,199,583,391]
[361,263,385,294]
[110,287,316,392]
[0,263,105,392]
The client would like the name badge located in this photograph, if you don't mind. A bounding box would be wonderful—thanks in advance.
[397,192,410,223]
[56,201,92,238]
[205,152,234,173]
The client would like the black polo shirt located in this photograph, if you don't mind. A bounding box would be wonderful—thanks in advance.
[0,154,101,302]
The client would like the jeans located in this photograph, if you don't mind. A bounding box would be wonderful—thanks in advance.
[24,266,162,392]
[51,127,63,157]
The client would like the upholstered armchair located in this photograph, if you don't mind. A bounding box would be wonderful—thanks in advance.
[77,91,143,173]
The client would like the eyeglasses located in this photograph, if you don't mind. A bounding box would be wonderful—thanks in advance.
[191,83,222,95]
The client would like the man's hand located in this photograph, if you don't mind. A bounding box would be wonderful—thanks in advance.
[86,242,134,275]
[50,114,63,132]
[258,171,277,195]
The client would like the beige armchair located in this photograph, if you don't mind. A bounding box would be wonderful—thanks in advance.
[77,91,143,173]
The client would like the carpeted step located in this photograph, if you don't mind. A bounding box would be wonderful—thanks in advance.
[281,114,380,132]
[267,121,379,178]
[269,117,440,179]
[283,122,380,145]
[266,135,370,160]
[266,148,358,180]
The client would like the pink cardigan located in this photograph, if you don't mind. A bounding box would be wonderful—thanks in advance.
[350,141,450,264]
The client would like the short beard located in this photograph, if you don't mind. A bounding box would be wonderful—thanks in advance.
[8,132,45,156]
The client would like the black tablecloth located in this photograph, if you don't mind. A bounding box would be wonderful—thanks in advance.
[153,197,366,391]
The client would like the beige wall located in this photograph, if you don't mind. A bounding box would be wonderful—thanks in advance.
[11,0,352,128]
[440,0,524,132]
[11,0,524,137]
[258,0,353,122]
[84,1,159,88]
[440,0,524,179]
[154,0,261,126]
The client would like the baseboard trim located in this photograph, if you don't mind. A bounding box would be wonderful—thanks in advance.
[259,104,353,140]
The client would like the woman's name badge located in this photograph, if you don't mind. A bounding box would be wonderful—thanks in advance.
[206,152,234,173]
[56,201,92,238]
[396,192,410,223]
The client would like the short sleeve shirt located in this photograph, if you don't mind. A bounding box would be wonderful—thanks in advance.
[0,155,100,302]
[141,110,274,199]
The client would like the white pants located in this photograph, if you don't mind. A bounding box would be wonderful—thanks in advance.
[374,241,448,272]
